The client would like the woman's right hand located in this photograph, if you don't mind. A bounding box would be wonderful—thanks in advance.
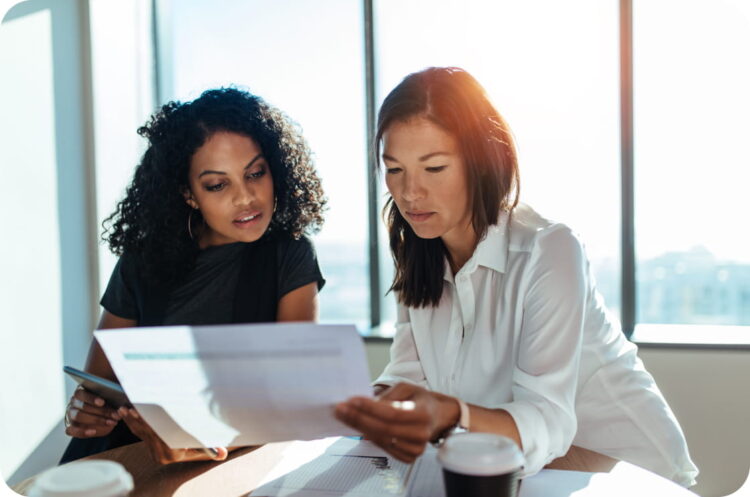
[64,386,122,438]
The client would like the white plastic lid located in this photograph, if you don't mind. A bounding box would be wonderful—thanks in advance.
[29,460,134,497]
[438,432,525,476]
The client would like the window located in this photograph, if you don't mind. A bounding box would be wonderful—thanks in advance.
[633,0,750,333]
[152,0,749,342]
[159,0,370,329]
[374,0,621,324]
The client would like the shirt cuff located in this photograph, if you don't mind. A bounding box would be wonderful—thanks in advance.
[495,400,573,477]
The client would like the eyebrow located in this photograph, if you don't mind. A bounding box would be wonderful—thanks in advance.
[381,151,451,163]
[197,153,264,178]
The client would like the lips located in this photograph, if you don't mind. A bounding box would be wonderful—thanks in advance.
[405,210,435,223]
[233,211,262,227]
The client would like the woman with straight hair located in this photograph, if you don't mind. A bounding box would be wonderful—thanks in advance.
[335,67,698,487]
[62,87,326,464]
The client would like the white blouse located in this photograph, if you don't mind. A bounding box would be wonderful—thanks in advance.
[375,204,698,487]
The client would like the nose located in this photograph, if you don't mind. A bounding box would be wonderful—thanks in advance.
[400,171,425,203]
[232,182,255,207]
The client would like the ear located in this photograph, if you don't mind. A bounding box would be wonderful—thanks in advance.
[182,188,199,210]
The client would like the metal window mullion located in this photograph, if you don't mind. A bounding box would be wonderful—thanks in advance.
[364,0,381,330]
[151,0,173,104]
[620,0,636,338]
[79,0,100,332]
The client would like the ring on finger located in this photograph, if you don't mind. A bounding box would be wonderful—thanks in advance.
[390,400,416,411]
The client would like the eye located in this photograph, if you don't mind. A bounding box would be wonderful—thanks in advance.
[425,165,447,173]
[246,164,267,180]
[386,167,402,175]
[205,182,226,192]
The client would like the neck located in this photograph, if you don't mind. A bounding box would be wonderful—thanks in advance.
[442,222,478,275]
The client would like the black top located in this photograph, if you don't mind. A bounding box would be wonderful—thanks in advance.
[101,234,324,325]
[60,234,324,464]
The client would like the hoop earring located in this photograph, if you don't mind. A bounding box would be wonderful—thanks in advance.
[188,209,195,240]
[273,196,278,213]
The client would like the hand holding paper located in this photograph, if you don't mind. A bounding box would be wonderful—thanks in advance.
[94,323,372,450]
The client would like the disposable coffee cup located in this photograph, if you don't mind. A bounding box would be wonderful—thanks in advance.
[28,460,134,497]
[437,432,524,497]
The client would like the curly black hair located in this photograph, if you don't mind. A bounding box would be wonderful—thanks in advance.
[103,87,326,285]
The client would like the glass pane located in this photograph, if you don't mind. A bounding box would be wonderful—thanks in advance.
[375,0,621,321]
[0,7,64,478]
[162,0,370,328]
[634,0,750,326]
[90,0,155,293]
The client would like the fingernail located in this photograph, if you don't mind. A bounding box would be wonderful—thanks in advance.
[130,409,139,419]
[106,419,116,426]
[350,398,361,408]
[85,429,96,436]
[336,404,348,416]
[118,407,127,417]
[94,397,105,407]
[111,412,121,421]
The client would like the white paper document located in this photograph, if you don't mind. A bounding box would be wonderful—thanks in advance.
[253,437,416,497]
[94,323,372,449]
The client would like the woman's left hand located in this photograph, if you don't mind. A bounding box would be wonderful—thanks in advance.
[119,407,229,464]
[334,382,459,463]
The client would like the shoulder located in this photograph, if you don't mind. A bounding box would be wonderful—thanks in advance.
[114,251,142,281]
[507,203,585,257]
[272,233,317,260]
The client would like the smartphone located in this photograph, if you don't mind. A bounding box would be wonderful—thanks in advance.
[63,365,131,408]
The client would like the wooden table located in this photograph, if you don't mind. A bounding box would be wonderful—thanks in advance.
[11,442,684,497]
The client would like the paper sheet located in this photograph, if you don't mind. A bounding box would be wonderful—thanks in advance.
[94,323,372,449]
[254,437,415,497]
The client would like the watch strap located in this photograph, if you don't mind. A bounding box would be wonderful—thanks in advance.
[431,397,470,447]
[456,397,470,430]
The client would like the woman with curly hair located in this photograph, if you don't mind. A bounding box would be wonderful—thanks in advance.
[61,87,327,464]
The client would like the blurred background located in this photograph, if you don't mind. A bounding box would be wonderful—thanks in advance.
[1,1,749,495]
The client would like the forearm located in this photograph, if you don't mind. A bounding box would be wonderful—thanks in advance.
[429,393,522,449]
[467,405,522,449]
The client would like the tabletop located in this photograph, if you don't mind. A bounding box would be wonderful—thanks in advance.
[10,442,694,497]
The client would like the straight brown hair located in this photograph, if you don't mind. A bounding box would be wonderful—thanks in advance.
[376,67,520,308]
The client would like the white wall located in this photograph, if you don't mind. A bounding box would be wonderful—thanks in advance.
[364,340,750,497]
[639,347,750,497]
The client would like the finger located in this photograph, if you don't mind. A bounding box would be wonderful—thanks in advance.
[378,382,418,401]
[68,408,118,427]
[71,394,121,420]
[157,447,227,465]
[371,437,426,463]
[199,447,228,460]
[74,387,106,407]
[343,397,430,425]
[121,415,153,441]
[335,403,431,444]
[65,422,111,438]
